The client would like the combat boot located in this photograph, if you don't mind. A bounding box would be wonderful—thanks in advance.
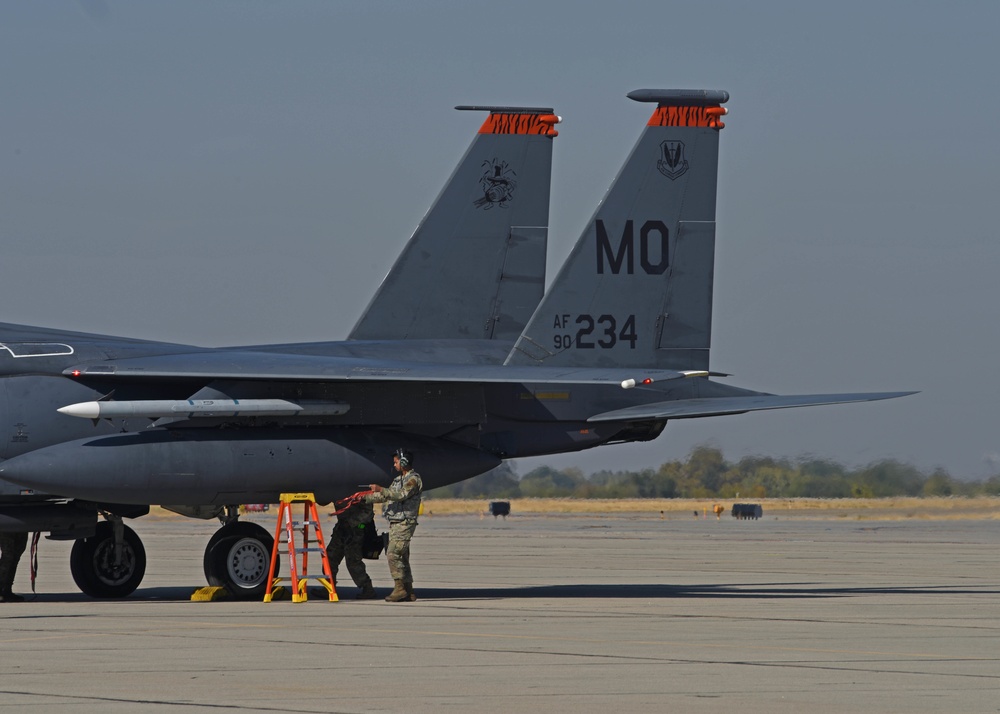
[0,591,24,603]
[404,582,417,602]
[356,582,377,600]
[384,580,408,602]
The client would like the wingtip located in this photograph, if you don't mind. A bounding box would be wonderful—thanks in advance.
[626,89,730,106]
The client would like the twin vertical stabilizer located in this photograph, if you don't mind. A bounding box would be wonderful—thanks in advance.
[350,107,559,341]
[506,89,728,371]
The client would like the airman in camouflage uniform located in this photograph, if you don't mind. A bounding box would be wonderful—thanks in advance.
[365,448,422,602]
[0,531,28,603]
[326,501,377,599]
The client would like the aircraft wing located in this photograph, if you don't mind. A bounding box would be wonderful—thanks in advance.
[63,350,701,387]
[587,391,917,422]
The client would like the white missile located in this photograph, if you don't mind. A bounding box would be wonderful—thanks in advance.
[57,399,350,420]
[622,370,708,389]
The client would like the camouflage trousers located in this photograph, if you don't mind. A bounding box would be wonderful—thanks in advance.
[386,520,417,585]
[0,531,28,593]
[326,523,372,590]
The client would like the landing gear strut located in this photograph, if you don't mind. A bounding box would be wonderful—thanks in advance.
[70,518,147,598]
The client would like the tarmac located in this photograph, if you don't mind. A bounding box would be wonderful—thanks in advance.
[1,510,999,713]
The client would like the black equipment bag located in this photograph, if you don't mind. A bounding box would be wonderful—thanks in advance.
[361,521,384,560]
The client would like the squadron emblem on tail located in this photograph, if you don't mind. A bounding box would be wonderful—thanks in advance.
[657,140,689,180]
[474,158,517,209]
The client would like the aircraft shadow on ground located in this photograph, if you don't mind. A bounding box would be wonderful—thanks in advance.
[407,583,1000,601]
[28,582,1000,603]
[16,582,999,604]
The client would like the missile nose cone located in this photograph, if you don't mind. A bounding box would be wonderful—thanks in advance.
[57,402,101,419]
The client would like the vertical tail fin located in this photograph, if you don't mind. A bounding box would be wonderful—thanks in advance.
[349,106,559,341]
[505,89,728,370]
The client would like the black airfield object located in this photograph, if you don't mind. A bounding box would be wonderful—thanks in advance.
[732,504,764,520]
[0,91,911,598]
[489,501,511,518]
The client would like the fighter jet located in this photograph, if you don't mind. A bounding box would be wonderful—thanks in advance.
[0,102,559,597]
[0,90,912,599]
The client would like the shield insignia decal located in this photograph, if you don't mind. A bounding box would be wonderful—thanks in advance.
[657,140,689,180]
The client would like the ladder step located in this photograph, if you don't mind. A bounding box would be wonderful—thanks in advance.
[264,498,338,603]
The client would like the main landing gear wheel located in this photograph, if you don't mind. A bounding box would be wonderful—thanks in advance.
[203,521,277,600]
[70,521,147,598]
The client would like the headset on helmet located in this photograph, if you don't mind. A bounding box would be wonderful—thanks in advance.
[394,448,413,469]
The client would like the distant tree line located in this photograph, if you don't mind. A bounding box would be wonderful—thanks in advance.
[426,446,1000,499]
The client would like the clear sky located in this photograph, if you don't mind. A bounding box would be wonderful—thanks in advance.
[2,1,997,479]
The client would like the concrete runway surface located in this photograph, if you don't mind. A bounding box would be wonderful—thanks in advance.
[1,511,999,713]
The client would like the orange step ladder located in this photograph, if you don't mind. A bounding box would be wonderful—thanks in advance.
[264,492,338,603]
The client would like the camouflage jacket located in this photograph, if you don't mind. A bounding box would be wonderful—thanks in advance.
[367,469,422,522]
[336,500,375,529]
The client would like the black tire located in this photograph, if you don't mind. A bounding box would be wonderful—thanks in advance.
[203,521,276,600]
[70,521,146,598]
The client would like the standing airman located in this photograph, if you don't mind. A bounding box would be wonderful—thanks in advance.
[365,448,422,602]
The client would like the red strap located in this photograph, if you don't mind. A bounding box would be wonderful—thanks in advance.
[331,489,377,516]
[29,532,40,593]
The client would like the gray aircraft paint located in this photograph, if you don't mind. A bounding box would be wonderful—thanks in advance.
[4,428,499,504]
[349,107,556,342]
[507,90,727,372]
[0,92,912,598]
